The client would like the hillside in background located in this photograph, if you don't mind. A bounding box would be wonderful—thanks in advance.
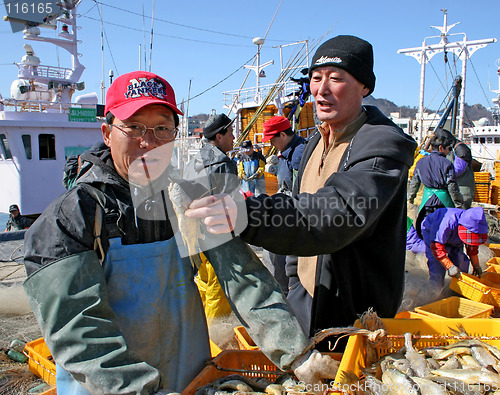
[362,96,494,124]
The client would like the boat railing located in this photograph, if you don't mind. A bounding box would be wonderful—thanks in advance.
[1,97,94,113]
[223,80,300,108]
[16,63,73,82]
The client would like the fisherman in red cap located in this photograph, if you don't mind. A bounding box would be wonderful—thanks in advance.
[262,116,306,196]
[262,116,307,295]
[23,71,207,394]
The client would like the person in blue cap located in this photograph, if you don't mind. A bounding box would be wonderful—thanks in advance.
[421,206,488,285]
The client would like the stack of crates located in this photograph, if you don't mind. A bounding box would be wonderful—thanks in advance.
[491,179,500,206]
[474,172,491,203]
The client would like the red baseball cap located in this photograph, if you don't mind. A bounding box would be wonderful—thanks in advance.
[104,71,183,120]
[262,116,292,142]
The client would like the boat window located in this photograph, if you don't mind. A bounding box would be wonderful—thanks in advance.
[495,137,500,144]
[473,137,478,143]
[487,137,493,144]
[480,137,486,144]
[39,134,56,160]
[0,134,13,159]
[22,135,32,159]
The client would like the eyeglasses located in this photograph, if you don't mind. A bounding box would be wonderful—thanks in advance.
[111,122,178,141]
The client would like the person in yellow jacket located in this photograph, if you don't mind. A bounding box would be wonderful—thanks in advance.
[238,140,267,196]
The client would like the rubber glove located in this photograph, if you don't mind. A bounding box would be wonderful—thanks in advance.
[291,350,340,395]
[438,256,461,278]
[447,265,461,278]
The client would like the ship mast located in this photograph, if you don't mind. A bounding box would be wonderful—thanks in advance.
[397,9,496,143]
[491,60,500,127]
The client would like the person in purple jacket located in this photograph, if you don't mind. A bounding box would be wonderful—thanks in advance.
[421,206,488,285]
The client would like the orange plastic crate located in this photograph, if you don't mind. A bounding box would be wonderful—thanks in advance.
[414,296,494,319]
[23,338,56,387]
[334,318,500,391]
[234,326,259,350]
[40,388,57,395]
[183,350,342,395]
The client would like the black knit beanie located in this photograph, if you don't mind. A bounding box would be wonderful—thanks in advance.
[309,35,376,97]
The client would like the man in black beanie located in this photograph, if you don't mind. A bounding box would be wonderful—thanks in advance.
[186,35,417,385]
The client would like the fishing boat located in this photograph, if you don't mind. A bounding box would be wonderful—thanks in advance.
[222,39,316,147]
[0,0,103,218]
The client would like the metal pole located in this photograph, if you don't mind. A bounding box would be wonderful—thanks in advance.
[149,0,155,72]
[99,1,105,104]
[458,36,467,139]
[418,43,427,143]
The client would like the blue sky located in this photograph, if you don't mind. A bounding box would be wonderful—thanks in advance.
[0,0,499,117]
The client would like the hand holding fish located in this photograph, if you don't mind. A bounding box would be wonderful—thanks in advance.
[185,193,237,234]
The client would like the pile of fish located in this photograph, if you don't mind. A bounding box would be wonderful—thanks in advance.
[337,331,500,394]
[195,373,313,395]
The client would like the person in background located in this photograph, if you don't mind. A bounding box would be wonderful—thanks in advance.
[261,115,307,294]
[5,204,31,231]
[238,140,267,196]
[408,134,464,236]
[421,206,487,285]
[262,115,306,196]
[187,35,417,347]
[434,128,475,208]
[184,113,237,320]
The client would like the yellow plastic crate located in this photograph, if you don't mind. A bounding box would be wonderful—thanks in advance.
[234,326,259,351]
[450,273,496,307]
[210,340,222,357]
[486,243,500,257]
[334,318,500,391]
[477,272,500,308]
[24,338,56,387]
[414,296,494,319]
[393,311,427,319]
[486,265,500,273]
[487,257,500,266]
[40,388,57,395]
[451,272,500,309]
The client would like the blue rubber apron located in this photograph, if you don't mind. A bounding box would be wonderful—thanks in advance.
[56,236,210,394]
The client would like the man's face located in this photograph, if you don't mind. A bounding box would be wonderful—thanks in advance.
[269,132,289,152]
[102,104,176,182]
[10,209,19,218]
[217,126,235,154]
[310,66,369,131]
